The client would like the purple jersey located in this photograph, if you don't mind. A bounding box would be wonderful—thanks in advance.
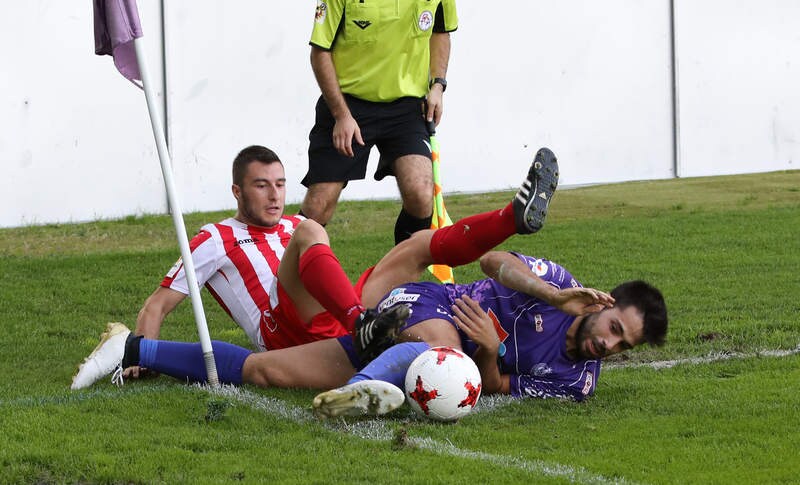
[377,253,600,401]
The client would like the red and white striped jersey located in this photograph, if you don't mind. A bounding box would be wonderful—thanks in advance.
[161,216,346,351]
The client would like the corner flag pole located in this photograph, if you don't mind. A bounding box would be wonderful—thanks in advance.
[133,39,220,387]
[94,0,218,385]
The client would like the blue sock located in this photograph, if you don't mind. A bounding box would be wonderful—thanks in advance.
[348,342,430,388]
[139,339,251,385]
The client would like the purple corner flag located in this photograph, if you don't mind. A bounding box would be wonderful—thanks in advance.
[93,0,143,83]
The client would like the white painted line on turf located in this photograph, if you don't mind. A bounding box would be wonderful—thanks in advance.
[203,386,634,484]
[13,346,795,483]
[410,436,639,485]
[0,385,635,483]
[207,384,315,424]
[603,345,800,371]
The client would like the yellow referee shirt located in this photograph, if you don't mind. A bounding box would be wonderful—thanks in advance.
[310,0,458,102]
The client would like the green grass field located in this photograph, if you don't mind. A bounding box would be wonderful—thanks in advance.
[1,171,799,484]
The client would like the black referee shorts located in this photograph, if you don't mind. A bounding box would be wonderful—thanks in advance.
[302,95,432,187]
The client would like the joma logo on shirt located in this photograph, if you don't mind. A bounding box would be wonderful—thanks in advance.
[234,238,257,246]
[352,19,372,29]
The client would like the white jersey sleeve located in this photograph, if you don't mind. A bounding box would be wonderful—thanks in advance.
[161,225,223,294]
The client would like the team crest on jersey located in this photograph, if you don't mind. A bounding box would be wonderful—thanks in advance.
[532,363,552,377]
[534,313,544,332]
[261,309,277,332]
[418,10,433,31]
[582,371,594,395]
[315,1,327,24]
[570,278,579,288]
[531,259,549,276]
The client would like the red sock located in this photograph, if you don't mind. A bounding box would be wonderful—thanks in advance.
[298,244,364,331]
[429,203,516,267]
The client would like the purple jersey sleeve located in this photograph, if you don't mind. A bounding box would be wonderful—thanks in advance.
[509,359,600,402]
[509,252,581,290]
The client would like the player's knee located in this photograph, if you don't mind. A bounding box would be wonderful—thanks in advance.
[301,200,338,225]
[295,219,326,239]
[291,219,330,254]
[406,229,434,252]
[401,191,434,218]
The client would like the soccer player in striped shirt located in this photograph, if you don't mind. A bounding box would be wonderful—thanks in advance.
[126,145,407,378]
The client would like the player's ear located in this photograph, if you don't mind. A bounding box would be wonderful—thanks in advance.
[232,184,241,200]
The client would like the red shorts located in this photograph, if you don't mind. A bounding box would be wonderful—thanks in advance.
[258,266,376,350]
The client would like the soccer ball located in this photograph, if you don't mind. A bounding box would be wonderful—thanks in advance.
[404,346,482,422]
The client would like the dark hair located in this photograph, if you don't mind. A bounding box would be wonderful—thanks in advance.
[232,145,282,186]
[610,280,668,347]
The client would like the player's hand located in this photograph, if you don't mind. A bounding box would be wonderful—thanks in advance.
[332,113,364,157]
[451,295,500,355]
[551,287,615,316]
[425,87,444,126]
[122,366,159,380]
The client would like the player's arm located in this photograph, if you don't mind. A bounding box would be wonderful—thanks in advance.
[135,286,187,339]
[122,286,186,379]
[426,32,450,124]
[479,251,614,316]
[450,295,510,394]
[310,46,363,157]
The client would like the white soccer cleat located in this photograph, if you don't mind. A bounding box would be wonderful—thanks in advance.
[312,380,405,418]
[71,322,130,390]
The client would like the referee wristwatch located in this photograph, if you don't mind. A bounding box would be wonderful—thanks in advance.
[430,77,447,92]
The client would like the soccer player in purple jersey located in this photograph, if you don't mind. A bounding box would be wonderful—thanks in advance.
[72,147,667,418]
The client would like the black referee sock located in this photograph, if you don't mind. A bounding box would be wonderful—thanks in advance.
[122,333,143,368]
[394,208,432,245]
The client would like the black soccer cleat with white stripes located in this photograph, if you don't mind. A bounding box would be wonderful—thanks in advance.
[513,147,559,234]
[353,305,410,363]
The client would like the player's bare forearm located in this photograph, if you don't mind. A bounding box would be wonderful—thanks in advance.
[472,347,507,394]
[135,286,186,339]
[481,252,614,316]
[451,295,506,393]
[480,251,558,303]
[310,47,350,120]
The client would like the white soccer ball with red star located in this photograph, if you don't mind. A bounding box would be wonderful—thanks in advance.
[404,346,482,422]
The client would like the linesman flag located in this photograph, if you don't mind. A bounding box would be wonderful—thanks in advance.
[427,124,455,284]
[93,0,143,85]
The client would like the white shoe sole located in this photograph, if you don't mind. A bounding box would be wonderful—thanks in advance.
[312,380,405,418]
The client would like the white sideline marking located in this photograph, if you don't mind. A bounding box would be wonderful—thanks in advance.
[410,437,637,485]
[603,346,800,371]
[6,347,795,484]
[205,386,629,484]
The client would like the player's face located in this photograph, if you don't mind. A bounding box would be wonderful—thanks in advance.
[574,305,644,359]
[233,161,286,228]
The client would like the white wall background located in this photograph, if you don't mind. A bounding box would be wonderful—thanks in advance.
[1,1,168,226]
[1,1,797,228]
[674,0,800,176]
